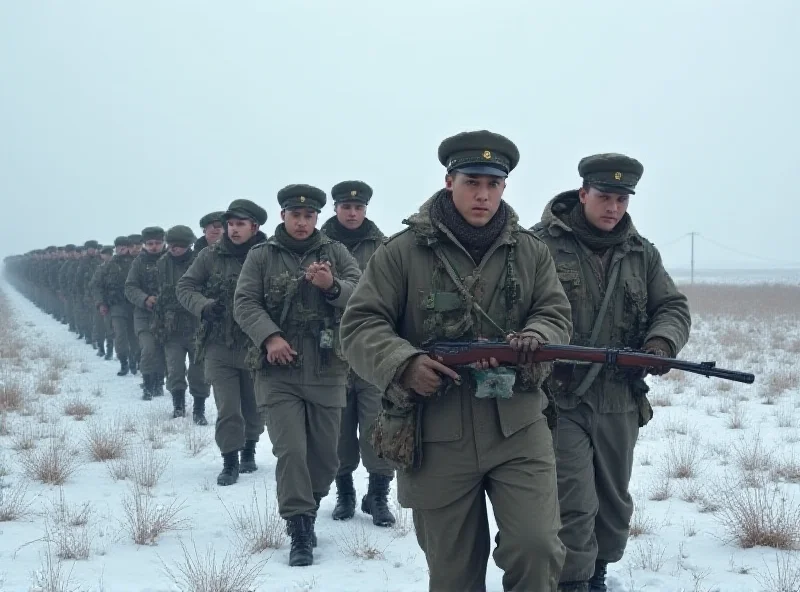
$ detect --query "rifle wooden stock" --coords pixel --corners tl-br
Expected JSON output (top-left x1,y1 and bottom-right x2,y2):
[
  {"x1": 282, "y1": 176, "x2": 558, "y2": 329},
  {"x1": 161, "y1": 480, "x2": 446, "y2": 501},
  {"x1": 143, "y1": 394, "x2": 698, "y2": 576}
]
[{"x1": 426, "y1": 341, "x2": 755, "y2": 384}]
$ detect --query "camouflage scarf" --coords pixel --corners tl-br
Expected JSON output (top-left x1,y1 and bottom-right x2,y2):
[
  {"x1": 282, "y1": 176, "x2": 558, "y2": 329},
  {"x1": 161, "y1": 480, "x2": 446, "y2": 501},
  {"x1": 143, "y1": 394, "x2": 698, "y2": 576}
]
[
  {"x1": 321, "y1": 217, "x2": 376, "y2": 250},
  {"x1": 567, "y1": 202, "x2": 631, "y2": 251},
  {"x1": 274, "y1": 224, "x2": 323, "y2": 255},
  {"x1": 430, "y1": 189, "x2": 508, "y2": 263}
]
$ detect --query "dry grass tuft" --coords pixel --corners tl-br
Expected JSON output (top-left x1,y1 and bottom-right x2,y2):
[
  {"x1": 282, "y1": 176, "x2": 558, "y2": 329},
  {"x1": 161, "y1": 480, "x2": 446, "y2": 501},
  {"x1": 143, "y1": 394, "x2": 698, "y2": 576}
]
[
  {"x1": 629, "y1": 538, "x2": 667, "y2": 572},
  {"x1": 732, "y1": 433, "x2": 776, "y2": 474},
  {"x1": 121, "y1": 485, "x2": 187, "y2": 545},
  {"x1": 35, "y1": 376, "x2": 60, "y2": 396},
  {"x1": 63, "y1": 397, "x2": 95, "y2": 421},
  {"x1": 184, "y1": 425, "x2": 212, "y2": 457},
  {"x1": 0, "y1": 479, "x2": 32, "y2": 521},
  {"x1": 161, "y1": 537, "x2": 268, "y2": 592},
  {"x1": 767, "y1": 370, "x2": 800, "y2": 397},
  {"x1": 629, "y1": 499, "x2": 655, "y2": 538},
  {"x1": 0, "y1": 374, "x2": 27, "y2": 411},
  {"x1": 85, "y1": 421, "x2": 128, "y2": 461},
  {"x1": 754, "y1": 551, "x2": 800, "y2": 592},
  {"x1": 128, "y1": 446, "x2": 169, "y2": 489},
  {"x1": 20, "y1": 437, "x2": 81, "y2": 485},
  {"x1": 662, "y1": 435, "x2": 702, "y2": 479},
  {"x1": 336, "y1": 520, "x2": 391, "y2": 560},
  {"x1": 221, "y1": 481, "x2": 285, "y2": 554}
]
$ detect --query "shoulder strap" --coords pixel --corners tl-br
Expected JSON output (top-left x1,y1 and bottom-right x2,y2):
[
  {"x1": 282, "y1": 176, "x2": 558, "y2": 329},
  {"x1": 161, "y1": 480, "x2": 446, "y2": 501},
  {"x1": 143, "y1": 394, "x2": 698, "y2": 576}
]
[{"x1": 572, "y1": 260, "x2": 622, "y2": 397}]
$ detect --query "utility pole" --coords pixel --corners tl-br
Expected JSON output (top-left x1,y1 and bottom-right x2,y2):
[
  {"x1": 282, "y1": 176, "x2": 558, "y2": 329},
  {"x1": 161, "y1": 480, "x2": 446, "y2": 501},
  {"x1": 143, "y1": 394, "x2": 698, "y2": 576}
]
[{"x1": 689, "y1": 232, "x2": 698, "y2": 284}]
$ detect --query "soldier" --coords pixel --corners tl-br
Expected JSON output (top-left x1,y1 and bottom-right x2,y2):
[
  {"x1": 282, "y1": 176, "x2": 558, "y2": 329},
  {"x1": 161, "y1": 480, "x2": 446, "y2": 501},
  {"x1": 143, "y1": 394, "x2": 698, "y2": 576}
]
[
  {"x1": 194, "y1": 211, "x2": 225, "y2": 252},
  {"x1": 75, "y1": 241, "x2": 101, "y2": 345},
  {"x1": 154, "y1": 225, "x2": 210, "y2": 423},
  {"x1": 319, "y1": 181, "x2": 395, "y2": 527},
  {"x1": 95, "y1": 237, "x2": 139, "y2": 376},
  {"x1": 128, "y1": 234, "x2": 143, "y2": 257},
  {"x1": 90, "y1": 246, "x2": 115, "y2": 359},
  {"x1": 340, "y1": 130, "x2": 573, "y2": 591},
  {"x1": 125, "y1": 227, "x2": 167, "y2": 400},
  {"x1": 59, "y1": 244, "x2": 79, "y2": 332},
  {"x1": 176, "y1": 199, "x2": 267, "y2": 486},
  {"x1": 531, "y1": 154, "x2": 691, "y2": 592},
  {"x1": 234, "y1": 184, "x2": 361, "y2": 567}
]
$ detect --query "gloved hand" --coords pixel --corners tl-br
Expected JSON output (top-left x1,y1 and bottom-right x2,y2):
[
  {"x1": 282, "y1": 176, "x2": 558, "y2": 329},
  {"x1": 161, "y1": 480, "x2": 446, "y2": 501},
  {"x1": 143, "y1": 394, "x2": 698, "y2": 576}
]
[
  {"x1": 201, "y1": 300, "x2": 225, "y2": 321},
  {"x1": 643, "y1": 338, "x2": 673, "y2": 376}
]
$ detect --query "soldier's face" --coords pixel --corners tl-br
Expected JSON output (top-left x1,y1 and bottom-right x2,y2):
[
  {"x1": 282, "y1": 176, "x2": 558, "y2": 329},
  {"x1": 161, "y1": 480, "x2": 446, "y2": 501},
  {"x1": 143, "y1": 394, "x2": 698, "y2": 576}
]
[
  {"x1": 87, "y1": 248, "x2": 97, "y2": 256},
  {"x1": 204, "y1": 221, "x2": 223, "y2": 245},
  {"x1": 281, "y1": 207, "x2": 318, "y2": 240},
  {"x1": 227, "y1": 218, "x2": 259, "y2": 245},
  {"x1": 144, "y1": 239, "x2": 164, "y2": 254},
  {"x1": 101, "y1": 253, "x2": 112, "y2": 262},
  {"x1": 446, "y1": 173, "x2": 505, "y2": 228},
  {"x1": 168, "y1": 244, "x2": 189, "y2": 257},
  {"x1": 335, "y1": 202, "x2": 366, "y2": 230},
  {"x1": 579, "y1": 187, "x2": 630, "y2": 232},
  {"x1": 115, "y1": 246, "x2": 129, "y2": 256},
  {"x1": 131, "y1": 244, "x2": 142, "y2": 255}
]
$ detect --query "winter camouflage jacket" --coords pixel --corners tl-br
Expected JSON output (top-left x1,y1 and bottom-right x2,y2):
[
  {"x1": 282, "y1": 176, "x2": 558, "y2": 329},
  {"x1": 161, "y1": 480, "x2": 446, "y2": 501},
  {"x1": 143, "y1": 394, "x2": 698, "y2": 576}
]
[
  {"x1": 531, "y1": 190, "x2": 691, "y2": 416},
  {"x1": 176, "y1": 232, "x2": 266, "y2": 364},
  {"x1": 151, "y1": 250, "x2": 199, "y2": 343},
  {"x1": 124, "y1": 249, "x2": 164, "y2": 332},
  {"x1": 233, "y1": 230, "x2": 361, "y2": 406}
]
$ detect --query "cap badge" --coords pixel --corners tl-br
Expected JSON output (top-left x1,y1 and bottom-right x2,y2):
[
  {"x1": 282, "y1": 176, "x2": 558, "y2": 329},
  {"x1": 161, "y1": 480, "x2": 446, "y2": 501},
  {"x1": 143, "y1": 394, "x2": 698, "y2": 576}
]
[
  {"x1": 350, "y1": 190, "x2": 357, "y2": 197},
  {"x1": 482, "y1": 150, "x2": 492, "y2": 160},
  {"x1": 299, "y1": 196, "x2": 306, "y2": 203},
  {"x1": 614, "y1": 172, "x2": 623, "y2": 181}
]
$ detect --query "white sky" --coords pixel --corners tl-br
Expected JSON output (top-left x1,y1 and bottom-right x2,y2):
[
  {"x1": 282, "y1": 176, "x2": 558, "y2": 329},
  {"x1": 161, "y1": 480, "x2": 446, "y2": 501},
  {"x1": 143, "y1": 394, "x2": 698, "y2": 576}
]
[{"x1": 2, "y1": 0, "x2": 798, "y2": 269}]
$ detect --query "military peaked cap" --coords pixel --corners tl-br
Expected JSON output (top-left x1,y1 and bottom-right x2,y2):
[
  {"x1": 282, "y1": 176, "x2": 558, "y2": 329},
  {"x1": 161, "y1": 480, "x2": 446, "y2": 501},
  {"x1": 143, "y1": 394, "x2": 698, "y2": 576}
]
[
  {"x1": 100, "y1": 246, "x2": 114, "y2": 255},
  {"x1": 141, "y1": 227, "x2": 165, "y2": 241},
  {"x1": 578, "y1": 153, "x2": 644, "y2": 195},
  {"x1": 199, "y1": 211, "x2": 225, "y2": 228},
  {"x1": 114, "y1": 236, "x2": 132, "y2": 247},
  {"x1": 64, "y1": 244, "x2": 76, "y2": 252},
  {"x1": 331, "y1": 180, "x2": 373, "y2": 205},
  {"x1": 277, "y1": 184, "x2": 326, "y2": 212},
  {"x1": 438, "y1": 130, "x2": 520, "y2": 178},
  {"x1": 128, "y1": 234, "x2": 143, "y2": 244},
  {"x1": 165, "y1": 225, "x2": 196, "y2": 246},
  {"x1": 84, "y1": 240, "x2": 100, "y2": 249},
  {"x1": 222, "y1": 199, "x2": 267, "y2": 225}
]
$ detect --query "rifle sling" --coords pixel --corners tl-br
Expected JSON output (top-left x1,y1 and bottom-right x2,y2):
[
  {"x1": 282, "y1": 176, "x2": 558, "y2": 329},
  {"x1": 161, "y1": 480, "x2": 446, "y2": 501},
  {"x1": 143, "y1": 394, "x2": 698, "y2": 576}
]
[
  {"x1": 432, "y1": 244, "x2": 506, "y2": 337},
  {"x1": 572, "y1": 260, "x2": 622, "y2": 397}
]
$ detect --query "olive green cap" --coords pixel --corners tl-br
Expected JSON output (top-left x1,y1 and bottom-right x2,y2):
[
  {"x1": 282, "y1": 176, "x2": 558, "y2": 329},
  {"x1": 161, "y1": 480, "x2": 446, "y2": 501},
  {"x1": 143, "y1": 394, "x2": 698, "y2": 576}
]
[
  {"x1": 64, "y1": 244, "x2": 76, "y2": 252},
  {"x1": 76, "y1": 245, "x2": 85, "y2": 253},
  {"x1": 100, "y1": 246, "x2": 114, "y2": 255},
  {"x1": 277, "y1": 184, "x2": 326, "y2": 212},
  {"x1": 165, "y1": 224, "x2": 196, "y2": 247},
  {"x1": 438, "y1": 130, "x2": 520, "y2": 178},
  {"x1": 141, "y1": 226, "x2": 165, "y2": 241},
  {"x1": 331, "y1": 180, "x2": 372, "y2": 205},
  {"x1": 222, "y1": 199, "x2": 267, "y2": 225},
  {"x1": 578, "y1": 153, "x2": 644, "y2": 195},
  {"x1": 84, "y1": 240, "x2": 99, "y2": 249},
  {"x1": 46, "y1": 245, "x2": 58, "y2": 253},
  {"x1": 114, "y1": 236, "x2": 132, "y2": 247},
  {"x1": 199, "y1": 211, "x2": 225, "y2": 228},
  {"x1": 127, "y1": 234, "x2": 143, "y2": 244}
]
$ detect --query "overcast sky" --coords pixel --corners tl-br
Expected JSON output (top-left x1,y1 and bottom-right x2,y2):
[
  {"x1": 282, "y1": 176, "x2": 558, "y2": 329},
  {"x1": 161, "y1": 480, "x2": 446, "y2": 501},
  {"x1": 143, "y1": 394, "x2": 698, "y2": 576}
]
[{"x1": 2, "y1": 0, "x2": 798, "y2": 270}]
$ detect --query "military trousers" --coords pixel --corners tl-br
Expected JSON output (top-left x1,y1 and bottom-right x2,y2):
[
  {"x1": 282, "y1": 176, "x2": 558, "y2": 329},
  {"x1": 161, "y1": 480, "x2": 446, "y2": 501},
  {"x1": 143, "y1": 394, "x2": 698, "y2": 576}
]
[
  {"x1": 204, "y1": 350, "x2": 263, "y2": 455},
  {"x1": 111, "y1": 314, "x2": 138, "y2": 360},
  {"x1": 555, "y1": 403, "x2": 639, "y2": 583},
  {"x1": 164, "y1": 335, "x2": 209, "y2": 397},
  {"x1": 337, "y1": 373, "x2": 393, "y2": 478},
  {"x1": 406, "y1": 395, "x2": 565, "y2": 592},
  {"x1": 81, "y1": 303, "x2": 94, "y2": 337},
  {"x1": 136, "y1": 330, "x2": 166, "y2": 376},
  {"x1": 262, "y1": 380, "x2": 343, "y2": 519},
  {"x1": 93, "y1": 309, "x2": 107, "y2": 343},
  {"x1": 65, "y1": 300, "x2": 75, "y2": 328}
]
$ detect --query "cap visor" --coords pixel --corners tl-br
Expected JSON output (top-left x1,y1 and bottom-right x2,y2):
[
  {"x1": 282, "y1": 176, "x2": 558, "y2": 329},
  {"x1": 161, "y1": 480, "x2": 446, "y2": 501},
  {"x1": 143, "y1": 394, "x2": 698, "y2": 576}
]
[
  {"x1": 452, "y1": 165, "x2": 508, "y2": 178},
  {"x1": 590, "y1": 183, "x2": 635, "y2": 195}
]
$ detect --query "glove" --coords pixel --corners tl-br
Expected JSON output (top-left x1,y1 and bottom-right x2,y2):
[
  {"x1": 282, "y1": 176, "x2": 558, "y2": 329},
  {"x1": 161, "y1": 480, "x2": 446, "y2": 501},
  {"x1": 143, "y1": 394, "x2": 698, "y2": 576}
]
[
  {"x1": 201, "y1": 300, "x2": 225, "y2": 321},
  {"x1": 643, "y1": 338, "x2": 673, "y2": 376}
]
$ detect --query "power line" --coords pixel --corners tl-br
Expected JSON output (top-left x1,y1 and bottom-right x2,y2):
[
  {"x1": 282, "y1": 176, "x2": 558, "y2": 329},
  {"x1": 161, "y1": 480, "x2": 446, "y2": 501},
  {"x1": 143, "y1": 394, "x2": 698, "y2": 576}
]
[{"x1": 696, "y1": 234, "x2": 800, "y2": 266}]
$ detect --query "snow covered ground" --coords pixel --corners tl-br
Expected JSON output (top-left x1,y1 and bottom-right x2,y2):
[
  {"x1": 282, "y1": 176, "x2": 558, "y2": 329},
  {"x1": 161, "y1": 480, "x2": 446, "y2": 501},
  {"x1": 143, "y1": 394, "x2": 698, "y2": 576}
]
[{"x1": 1, "y1": 277, "x2": 799, "y2": 592}]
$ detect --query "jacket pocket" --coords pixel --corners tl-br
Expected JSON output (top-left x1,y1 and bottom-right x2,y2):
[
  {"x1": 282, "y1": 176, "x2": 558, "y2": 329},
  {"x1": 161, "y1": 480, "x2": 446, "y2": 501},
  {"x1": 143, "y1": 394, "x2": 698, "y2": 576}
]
[
  {"x1": 370, "y1": 402, "x2": 422, "y2": 472},
  {"x1": 421, "y1": 390, "x2": 463, "y2": 442}
]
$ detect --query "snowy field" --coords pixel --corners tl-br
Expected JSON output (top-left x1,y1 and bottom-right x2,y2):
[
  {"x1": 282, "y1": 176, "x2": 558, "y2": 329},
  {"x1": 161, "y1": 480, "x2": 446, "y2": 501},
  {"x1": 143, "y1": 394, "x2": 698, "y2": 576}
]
[{"x1": 1, "y1": 275, "x2": 800, "y2": 592}]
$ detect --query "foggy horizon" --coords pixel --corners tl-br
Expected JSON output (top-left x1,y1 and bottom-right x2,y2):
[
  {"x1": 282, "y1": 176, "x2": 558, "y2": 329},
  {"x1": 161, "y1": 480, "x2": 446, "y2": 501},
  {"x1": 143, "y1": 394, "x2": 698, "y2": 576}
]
[{"x1": 3, "y1": 1, "x2": 798, "y2": 271}]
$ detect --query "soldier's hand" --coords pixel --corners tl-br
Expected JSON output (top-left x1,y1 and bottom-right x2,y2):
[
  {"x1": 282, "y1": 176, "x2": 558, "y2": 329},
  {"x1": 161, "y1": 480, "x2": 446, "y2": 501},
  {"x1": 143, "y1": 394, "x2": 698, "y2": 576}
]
[
  {"x1": 98, "y1": 304, "x2": 109, "y2": 316},
  {"x1": 201, "y1": 300, "x2": 224, "y2": 321},
  {"x1": 507, "y1": 331, "x2": 542, "y2": 365},
  {"x1": 643, "y1": 338, "x2": 672, "y2": 376},
  {"x1": 400, "y1": 354, "x2": 461, "y2": 396},
  {"x1": 145, "y1": 295, "x2": 157, "y2": 310},
  {"x1": 308, "y1": 262, "x2": 334, "y2": 291},
  {"x1": 265, "y1": 335, "x2": 297, "y2": 365}
]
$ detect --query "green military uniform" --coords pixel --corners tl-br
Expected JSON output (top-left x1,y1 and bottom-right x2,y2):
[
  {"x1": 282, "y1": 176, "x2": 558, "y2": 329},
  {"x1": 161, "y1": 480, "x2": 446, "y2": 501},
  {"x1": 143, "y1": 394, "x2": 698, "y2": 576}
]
[
  {"x1": 125, "y1": 227, "x2": 167, "y2": 399},
  {"x1": 89, "y1": 246, "x2": 115, "y2": 359},
  {"x1": 531, "y1": 154, "x2": 691, "y2": 591},
  {"x1": 176, "y1": 200, "x2": 267, "y2": 485},
  {"x1": 59, "y1": 245, "x2": 78, "y2": 331},
  {"x1": 320, "y1": 180, "x2": 396, "y2": 527},
  {"x1": 233, "y1": 184, "x2": 361, "y2": 567},
  {"x1": 340, "y1": 131, "x2": 573, "y2": 592},
  {"x1": 74, "y1": 242, "x2": 100, "y2": 342},
  {"x1": 154, "y1": 225, "x2": 210, "y2": 422},
  {"x1": 94, "y1": 237, "x2": 139, "y2": 376},
  {"x1": 194, "y1": 211, "x2": 225, "y2": 252}
]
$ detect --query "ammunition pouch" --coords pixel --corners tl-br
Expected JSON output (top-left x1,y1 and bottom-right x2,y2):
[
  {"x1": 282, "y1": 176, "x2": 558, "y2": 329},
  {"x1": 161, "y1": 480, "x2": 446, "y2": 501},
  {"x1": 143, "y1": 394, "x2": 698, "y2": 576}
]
[{"x1": 369, "y1": 401, "x2": 422, "y2": 473}]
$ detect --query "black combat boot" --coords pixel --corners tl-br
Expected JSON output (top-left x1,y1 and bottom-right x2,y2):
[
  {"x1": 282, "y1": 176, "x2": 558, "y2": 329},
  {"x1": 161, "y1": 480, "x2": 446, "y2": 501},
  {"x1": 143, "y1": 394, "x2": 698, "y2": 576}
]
[
  {"x1": 77, "y1": 331, "x2": 84, "y2": 340},
  {"x1": 117, "y1": 356, "x2": 129, "y2": 377},
  {"x1": 130, "y1": 358, "x2": 138, "y2": 375},
  {"x1": 171, "y1": 390, "x2": 186, "y2": 418},
  {"x1": 96, "y1": 341, "x2": 105, "y2": 357},
  {"x1": 239, "y1": 440, "x2": 258, "y2": 473},
  {"x1": 217, "y1": 451, "x2": 239, "y2": 486},
  {"x1": 286, "y1": 515, "x2": 314, "y2": 567},
  {"x1": 104, "y1": 339, "x2": 114, "y2": 360},
  {"x1": 332, "y1": 473, "x2": 356, "y2": 521},
  {"x1": 588, "y1": 561, "x2": 608, "y2": 592},
  {"x1": 361, "y1": 473, "x2": 396, "y2": 527},
  {"x1": 85, "y1": 334, "x2": 93, "y2": 345},
  {"x1": 192, "y1": 396, "x2": 208, "y2": 425},
  {"x1": 152, "y1": 375, "x2": 164, "y2": 397},
  {"x1": 141, "y1": 374, "x2": 154, "y2": 401}
]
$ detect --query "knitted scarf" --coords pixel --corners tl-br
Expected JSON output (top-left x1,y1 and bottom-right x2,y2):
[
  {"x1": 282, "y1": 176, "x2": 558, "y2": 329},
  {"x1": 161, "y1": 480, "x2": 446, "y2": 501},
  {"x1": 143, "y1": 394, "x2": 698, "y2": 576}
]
[
  {"x1": 567, "y1": 202, "x2": 631, "y2": 251},
  {"x1": 430, "y1": 189, "x2": 508, "y2": 262},
  {"x1": 321, "y1": 217, "x2": 377, "y2": 250},
  {"x1": 275, "y1": 224, "x2": 323, "y2": 255}
]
